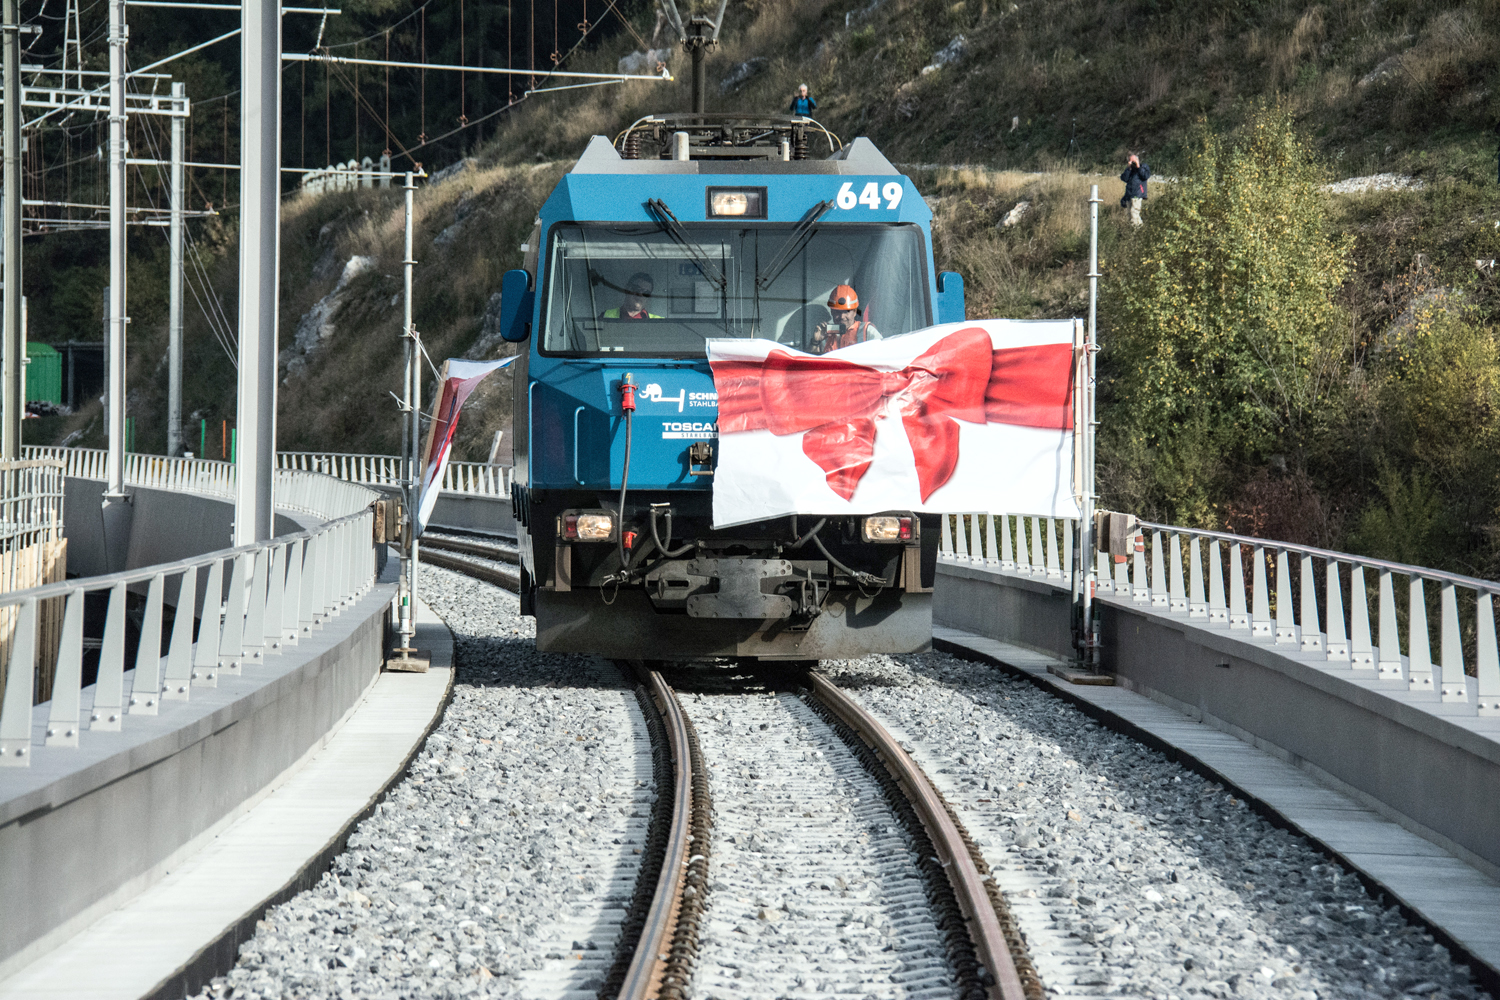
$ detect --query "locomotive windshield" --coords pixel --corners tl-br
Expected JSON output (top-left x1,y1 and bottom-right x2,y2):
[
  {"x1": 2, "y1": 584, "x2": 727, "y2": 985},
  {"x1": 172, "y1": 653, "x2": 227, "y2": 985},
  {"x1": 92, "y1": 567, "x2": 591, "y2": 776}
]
[{"x1": 540, "y1": 222, "x2": 930, "y2": 356}]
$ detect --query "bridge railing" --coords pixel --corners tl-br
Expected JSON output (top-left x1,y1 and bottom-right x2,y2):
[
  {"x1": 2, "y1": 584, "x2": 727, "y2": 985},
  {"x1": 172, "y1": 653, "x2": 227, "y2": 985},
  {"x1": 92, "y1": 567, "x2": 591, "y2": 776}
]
[
  {"x1": 938, "y1": 513, "x2": 1500, "y2": 716},
  {"x1": 277, "y1": 451, "x2": 511, "y2": 497},
  {"x1": 24, "y1": 446, "x2": 380, "y2": 521},
  {"x1": 0, "y1": 504, "x2": 379, "y2": 768}
]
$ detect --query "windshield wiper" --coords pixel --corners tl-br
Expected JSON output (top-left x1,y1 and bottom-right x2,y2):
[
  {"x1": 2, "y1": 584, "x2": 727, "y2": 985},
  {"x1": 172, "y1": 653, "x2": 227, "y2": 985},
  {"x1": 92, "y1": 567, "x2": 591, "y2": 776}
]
[
  {"x1": 756, "y1": 198, "x2": 835, "y2": 291},
  {"x1": 645, "y1": 198, "x2": 727, "y2": 291}
]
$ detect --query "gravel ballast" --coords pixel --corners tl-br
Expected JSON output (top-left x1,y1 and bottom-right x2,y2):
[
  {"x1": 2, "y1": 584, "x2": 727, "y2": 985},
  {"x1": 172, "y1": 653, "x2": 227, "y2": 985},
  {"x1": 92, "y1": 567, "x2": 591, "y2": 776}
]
[
  {"x1": 685, "y1": 689, "x2": 959, "y2": 1000},
  {"x1": 821, "y1": 651, "x2": 1490, "y2": 1000},
  {"x1": 188, "y1": 566, "x2": 653, "y2": 999}
]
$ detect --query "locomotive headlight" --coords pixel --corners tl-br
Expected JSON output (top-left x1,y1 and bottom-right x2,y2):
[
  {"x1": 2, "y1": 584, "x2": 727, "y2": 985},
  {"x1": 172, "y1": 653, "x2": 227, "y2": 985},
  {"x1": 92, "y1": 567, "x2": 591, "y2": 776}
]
[
  {"x1": 862, "y1": 515, "x2": 914, "y2": 543},
  {"x1": 707, "y1": 187, "x2": 767, "y2": 219},
  {"x1": 562, "y1": 512, "x2": 615, "y2": 541}
]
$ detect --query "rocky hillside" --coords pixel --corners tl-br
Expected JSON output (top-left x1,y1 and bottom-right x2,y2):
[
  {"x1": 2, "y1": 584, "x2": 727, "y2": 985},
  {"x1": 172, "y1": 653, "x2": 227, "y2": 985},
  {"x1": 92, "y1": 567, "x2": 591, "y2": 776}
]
[{"x1": 26, "y1": 0, "x2": 1500, "y2": 489}]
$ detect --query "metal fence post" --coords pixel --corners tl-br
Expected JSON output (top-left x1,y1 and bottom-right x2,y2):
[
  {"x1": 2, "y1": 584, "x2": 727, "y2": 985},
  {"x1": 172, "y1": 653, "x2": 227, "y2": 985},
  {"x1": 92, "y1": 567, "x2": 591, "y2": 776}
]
[
  {"x1": 131, "y1": 572, "x2": 165, "y2": 713},
  {"x1": 45, "y1": 589, "x2": 85, "y2": 747},
  {"x1": 1299, "y1": 555, "x2": 1323, "y2": 654},
  {"x1": 218, "y1": 553, "x2": 249, "y2": 673},
  {"x1": 1250, "y1": 547, "x2": 1272, "y2": 637},
  {"x1": 1439, "y1": 584, "x2": 1471, "y2": 707},
  {"x1": 1168, "y1": 533, "x2": 1187, "y2": 614},
  {"x1": 1376, "y1": 570, "x2": 1402, "y2": 682},
  {"x1": 283, "y1": 540, "x2": 305, "y2": 643},
  {"x1": 1407, "y1": 577, "x2": 1435, "y2": 698},
  {"x1": 1207, "y1": 540, "x2": 1227, "y2": 623},
  {"x1": 91, "y1": 582, "x2": 127, "y2": 730},
  {"x1": 299, "y1": 535, "x2": 321, "y2": 632},
  {"x1": 1149, "y1": 532, "x2": 1168, "y2": 606},
  {"x1": 1324, "y1": 562, "x2": 1349, "y2": 664},
  {"x1": 1274, "y1": 550, "x2": 1297, "y2": 645},
  {"x1": 1188, "y1": 538, "x2": 1207, "y2": 619},
  {"x1": 1350, "y1": 566, "x2": 1375, "y2": 671},
  {"x1": 243, "y1": 547, "x2": 268, "y2": 663},
  {"x1": 194, "y1": 558, "x2": 224, "y2": 686},
  {"x1": 1477, "y1": 592, "x2": 1500, "y2": 716},
  {"x1": 163, "y1": 565, "x2": 197, "y2": 699},
  {"x1": 1228, "y1": 545, "x2": 1249, "y2": 630},
  {"x1": 0, "y1": 598, "x2": 37, "y2": 765},
  {"x1": 262, "y1": 544, "x2": 284, "y2": 650}
]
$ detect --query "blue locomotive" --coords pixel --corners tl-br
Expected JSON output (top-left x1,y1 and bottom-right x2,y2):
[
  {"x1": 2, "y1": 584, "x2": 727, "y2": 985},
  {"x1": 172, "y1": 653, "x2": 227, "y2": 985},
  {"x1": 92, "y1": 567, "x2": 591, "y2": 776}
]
[{"x1": 498, "y1": 115, "x2": 966, "y2": 660}]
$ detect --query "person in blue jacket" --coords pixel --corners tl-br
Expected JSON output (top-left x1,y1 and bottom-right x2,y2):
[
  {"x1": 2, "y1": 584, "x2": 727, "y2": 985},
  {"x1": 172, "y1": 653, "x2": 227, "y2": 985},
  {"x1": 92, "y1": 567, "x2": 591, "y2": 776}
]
[
  {"x1": 1120, "y1": 153, "x2": 1151, "y2": 227},
  {"x1": 789, "y1": 83, "x2": 817, "y2": 116}
]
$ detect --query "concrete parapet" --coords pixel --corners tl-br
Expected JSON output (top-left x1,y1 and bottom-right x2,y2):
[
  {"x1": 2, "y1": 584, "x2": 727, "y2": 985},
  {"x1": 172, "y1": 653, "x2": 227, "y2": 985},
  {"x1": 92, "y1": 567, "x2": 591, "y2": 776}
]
[
  {"x1": 62, "y1": 477, "x2": 312, "y2": 578},
  {"x1": 0, "y1": 578, "x2": 396, "y2": 976}
]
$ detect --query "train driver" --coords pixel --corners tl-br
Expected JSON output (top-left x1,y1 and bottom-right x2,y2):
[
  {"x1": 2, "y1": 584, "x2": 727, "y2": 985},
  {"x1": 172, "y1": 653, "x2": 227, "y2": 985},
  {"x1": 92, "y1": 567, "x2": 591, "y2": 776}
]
[
  {"x1": 810, "y1": 284, "x2": 881, "y2": 354},
  {"x1": 602, "y1": 272, "x2": 662, "y2": 320}
]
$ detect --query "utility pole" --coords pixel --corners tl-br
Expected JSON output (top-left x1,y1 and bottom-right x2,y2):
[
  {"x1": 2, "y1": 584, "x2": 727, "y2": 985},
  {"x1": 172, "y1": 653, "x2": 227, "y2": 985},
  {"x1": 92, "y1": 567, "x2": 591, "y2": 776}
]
[
  {"x1": 100, "y1": 0, "x2": 132, "y2": 570},
  {"x1": 2, "y1": 0, "x2": 23, "y2": 460},
  {"x1": 234, "y1": 0, "x2": 279, "y2": 543},
  {"x1": 399, "y1": 170, "x2": 416, "y2": 647},
  {"x1": 1081, "y1": 184, "x2": 1102, "y2": 669},
  {"x1": 166, "y1": 81, "x2": 184, "y2": 456},
  {"x1": 106, "y1": 0, "x2": 127, "y2": 487}
]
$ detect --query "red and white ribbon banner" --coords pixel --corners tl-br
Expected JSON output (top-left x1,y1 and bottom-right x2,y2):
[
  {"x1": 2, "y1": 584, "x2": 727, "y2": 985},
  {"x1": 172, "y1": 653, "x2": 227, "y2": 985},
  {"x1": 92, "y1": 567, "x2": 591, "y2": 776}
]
[
  {"x1": 708, "y1": 321, "x2": 1080, "y2": 527},
  {"x1": 416, "y1": 356, "x2": 516, "y2": 535}
]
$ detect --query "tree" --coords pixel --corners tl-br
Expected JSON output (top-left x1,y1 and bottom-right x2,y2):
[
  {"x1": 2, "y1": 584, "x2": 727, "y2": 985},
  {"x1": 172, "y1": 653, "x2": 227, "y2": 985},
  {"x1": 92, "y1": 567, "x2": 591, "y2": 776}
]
[{"x1": 1102, "y1": 104, "x2": 1353, "y2": 524}]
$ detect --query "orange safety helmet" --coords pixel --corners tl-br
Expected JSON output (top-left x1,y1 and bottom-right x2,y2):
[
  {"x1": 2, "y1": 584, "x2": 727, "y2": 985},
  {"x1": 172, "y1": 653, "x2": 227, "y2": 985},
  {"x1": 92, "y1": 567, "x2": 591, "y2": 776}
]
[{"x1": 827, "y1": 285, "x2": 860, "y2": 311}]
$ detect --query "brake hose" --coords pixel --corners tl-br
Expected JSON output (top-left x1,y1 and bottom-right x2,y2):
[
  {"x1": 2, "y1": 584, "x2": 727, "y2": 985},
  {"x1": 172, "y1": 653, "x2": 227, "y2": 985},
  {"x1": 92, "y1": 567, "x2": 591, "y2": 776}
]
[
  {"x1": 788, "y1": 517, "x2": 827, "y2": 549},
  {"x1": 650, "y1": 505, "x2": 695, "y2": 557},
  {"x1": 617, "y1": 374, "x2": 636, "y2": 580},
  {"x1": 811, "y1": 530, "x2": 888, "y2": 588}
]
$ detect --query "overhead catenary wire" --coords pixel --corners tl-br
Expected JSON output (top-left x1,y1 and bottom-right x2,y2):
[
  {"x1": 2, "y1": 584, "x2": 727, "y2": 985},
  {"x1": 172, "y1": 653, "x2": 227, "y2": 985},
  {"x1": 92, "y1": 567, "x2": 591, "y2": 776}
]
[
  {"x1": 130, "y1": 83, "x2": 238, "y2": 366},
  {"x1": 457, "y1": 0, "x2": 465, "y2": 126}
]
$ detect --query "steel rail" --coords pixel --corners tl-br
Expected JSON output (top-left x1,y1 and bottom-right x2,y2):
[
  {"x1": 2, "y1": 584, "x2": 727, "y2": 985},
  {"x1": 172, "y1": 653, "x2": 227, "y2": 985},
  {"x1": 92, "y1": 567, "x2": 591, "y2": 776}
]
[
  {"x1": 418, "y1": 547, "x2": 520, "y2": 590},
  {"x1": 618, "y1": 666, "x2": 694, "y2": 1000},
  {"x1": 806, "y1": 669, "x2": 1030, "y2": 1000},
  {"x1": 420, "y1": 534, "x2": 520, "y2": 565}
]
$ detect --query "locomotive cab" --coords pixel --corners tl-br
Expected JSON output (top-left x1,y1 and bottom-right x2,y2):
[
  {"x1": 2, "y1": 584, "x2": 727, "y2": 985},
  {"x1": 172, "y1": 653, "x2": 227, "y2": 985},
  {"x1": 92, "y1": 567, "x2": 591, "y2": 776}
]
[{"x1": 504, "y1": 116, "x2": 965, "y2": 660}]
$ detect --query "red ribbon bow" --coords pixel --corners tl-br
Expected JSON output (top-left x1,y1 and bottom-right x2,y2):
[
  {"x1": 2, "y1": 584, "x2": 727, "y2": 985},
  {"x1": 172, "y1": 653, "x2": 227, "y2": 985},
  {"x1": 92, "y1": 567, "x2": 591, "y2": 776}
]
[{"x1": 713, "y1": 327, "x2": 1074, "y2": 502}]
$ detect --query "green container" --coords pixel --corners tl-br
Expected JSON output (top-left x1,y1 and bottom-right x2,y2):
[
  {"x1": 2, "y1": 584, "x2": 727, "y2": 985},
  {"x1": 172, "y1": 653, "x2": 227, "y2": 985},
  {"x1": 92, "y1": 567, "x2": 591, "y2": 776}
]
[{"x1": 25, "y1": 342, "x2": 61, "y2": 406}]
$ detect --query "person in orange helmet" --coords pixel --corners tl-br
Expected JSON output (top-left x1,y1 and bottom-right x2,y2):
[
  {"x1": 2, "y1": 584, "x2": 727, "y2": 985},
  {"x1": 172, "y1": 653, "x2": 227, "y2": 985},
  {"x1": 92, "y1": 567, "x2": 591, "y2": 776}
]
[{"x1": 810, "y1": 284, "x2": 881, "y2": 354}]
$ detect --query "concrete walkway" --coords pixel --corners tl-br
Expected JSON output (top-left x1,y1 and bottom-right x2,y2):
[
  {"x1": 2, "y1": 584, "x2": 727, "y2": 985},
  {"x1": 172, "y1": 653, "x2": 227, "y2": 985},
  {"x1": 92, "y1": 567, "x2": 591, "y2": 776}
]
[
  {"x1": 0, "y1": 601, "x2": 455, "y2": 1000},
  {"x1": 934, "y1": 625, "x2": 1500, "y2": 993}
]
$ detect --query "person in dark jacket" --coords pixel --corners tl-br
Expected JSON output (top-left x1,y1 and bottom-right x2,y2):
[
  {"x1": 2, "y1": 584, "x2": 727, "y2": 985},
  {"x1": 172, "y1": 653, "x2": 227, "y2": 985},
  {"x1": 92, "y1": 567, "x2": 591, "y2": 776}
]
[
  {"x1": 1120, "y1": 153, "x2": 1151, "y2": 227},
  {"x1": 789, "y1": 83, "x2": 817, "y2": 116}
]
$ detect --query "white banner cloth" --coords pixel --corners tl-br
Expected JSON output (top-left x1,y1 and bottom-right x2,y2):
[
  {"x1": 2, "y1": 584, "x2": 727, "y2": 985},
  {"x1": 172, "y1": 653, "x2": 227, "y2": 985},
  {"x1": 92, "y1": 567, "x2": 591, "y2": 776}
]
[
  {"x1": 416, "y1": 356, "x2": 516, "y2": 535},
  {"x1": 708, "y1": 320, "x2": 1080, "y2": 528}
]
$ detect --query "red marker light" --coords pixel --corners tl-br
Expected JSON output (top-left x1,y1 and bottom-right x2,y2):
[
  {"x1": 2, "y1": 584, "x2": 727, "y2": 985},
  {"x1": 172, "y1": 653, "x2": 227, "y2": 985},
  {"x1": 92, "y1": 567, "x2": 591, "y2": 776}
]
[
  {"x1": 898, "y1": 517, "x2": 913, "y2": 540},
  {"x1": 563, "y1": 515, "x2": 579, "y2": 539}
]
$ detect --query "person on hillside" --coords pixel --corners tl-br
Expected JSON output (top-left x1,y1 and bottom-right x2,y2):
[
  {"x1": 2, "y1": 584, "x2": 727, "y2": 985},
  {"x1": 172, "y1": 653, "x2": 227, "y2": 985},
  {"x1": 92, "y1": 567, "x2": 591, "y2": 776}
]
[
  {"x1": 602, "y1": 272, "x2": 661, "y2": 320},
  {"x1": 810, "y1": 285, "x2": 881, "y2": 353},
  {"x1": 789, "y1": 83, "x2": 817, "y2": 117},
  {"x1": 1120, "y1": 153, "x2": 1151, "y2": 227}
]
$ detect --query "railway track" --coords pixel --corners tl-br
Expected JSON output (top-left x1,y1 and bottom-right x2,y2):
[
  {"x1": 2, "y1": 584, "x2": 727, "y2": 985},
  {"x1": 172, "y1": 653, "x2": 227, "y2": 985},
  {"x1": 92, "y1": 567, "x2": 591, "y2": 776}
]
[
  {"x1": 419, "y1": 531, "x2": 522, "y2": 589},
  {"x1": 427, "y1": 549, "x2": 1043, "y2": 1000}
]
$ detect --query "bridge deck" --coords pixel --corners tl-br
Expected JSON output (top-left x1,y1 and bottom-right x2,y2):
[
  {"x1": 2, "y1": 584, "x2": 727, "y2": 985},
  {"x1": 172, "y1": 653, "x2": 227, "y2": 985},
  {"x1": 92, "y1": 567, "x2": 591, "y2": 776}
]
[{"x1": 934, "y1": 625, "x2": 1500, "y2": 991}]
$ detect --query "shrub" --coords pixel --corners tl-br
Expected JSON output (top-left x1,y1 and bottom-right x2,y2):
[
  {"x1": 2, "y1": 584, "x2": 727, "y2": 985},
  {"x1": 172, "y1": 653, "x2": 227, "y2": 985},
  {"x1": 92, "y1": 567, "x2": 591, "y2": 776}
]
[{"x1": 1102, "y1": 105, "x2": 1354, "y2": 522}]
